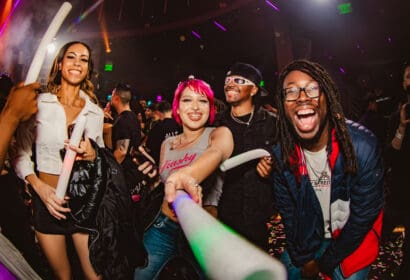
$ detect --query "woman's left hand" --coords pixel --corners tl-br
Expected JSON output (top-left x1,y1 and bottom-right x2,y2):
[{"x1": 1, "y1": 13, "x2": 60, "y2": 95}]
[{"x1": 65, "y1": 137, "x2": 96, "y2": 161}]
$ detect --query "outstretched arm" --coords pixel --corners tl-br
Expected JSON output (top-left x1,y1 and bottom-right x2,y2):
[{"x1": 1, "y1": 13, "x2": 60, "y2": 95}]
[
  {"x1": 165, "y1": 126, "x2": 234, "y2": 203},
  {"x1": 0, "y1": 82, "x2": 39, "y2": 170}
]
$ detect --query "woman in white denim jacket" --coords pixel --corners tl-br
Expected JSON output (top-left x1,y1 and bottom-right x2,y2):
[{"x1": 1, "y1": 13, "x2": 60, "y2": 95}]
[{"x1": 13, "y1": 41, "x2": 104, "y2": 279}]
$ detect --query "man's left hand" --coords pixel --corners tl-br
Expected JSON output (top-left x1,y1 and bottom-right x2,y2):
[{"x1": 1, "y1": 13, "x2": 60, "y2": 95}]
[{"x1": 256, "y1": 156, "x2": 272, "y2": 178}]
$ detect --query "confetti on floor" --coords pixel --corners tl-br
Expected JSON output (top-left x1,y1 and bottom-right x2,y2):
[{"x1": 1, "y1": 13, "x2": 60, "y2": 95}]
[{"x1": 267, "y1": 215, "x2": 404, "y2": 280}]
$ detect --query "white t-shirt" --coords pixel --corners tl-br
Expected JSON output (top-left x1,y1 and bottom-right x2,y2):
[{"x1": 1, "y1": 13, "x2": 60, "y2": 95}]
[{"x1": 304, "y1": 146, "x2": 332, "y2": 238}]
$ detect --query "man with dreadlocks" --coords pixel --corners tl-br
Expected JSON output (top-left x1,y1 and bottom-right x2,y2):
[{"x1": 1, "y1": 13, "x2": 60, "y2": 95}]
[{"x1": 270, "y1": 60, "x2": 384, "y2": 279}]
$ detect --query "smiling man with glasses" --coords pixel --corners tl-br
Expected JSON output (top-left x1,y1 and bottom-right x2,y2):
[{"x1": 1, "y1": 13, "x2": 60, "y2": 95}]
[
  {"x1": 271, "y1": 59, "x2": 384, "y2": 280},
  {"x1": 283, "y1": 82, "x2": 321, "y2": 101},
  {"x1": 211, "y1": 62, "x2": 278, "y2": 251}
]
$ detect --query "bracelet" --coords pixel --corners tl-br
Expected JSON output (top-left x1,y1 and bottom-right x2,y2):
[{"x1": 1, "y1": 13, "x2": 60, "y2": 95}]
[{"x1": 395, "y1": 129, "x2": 403, "y2": 140}]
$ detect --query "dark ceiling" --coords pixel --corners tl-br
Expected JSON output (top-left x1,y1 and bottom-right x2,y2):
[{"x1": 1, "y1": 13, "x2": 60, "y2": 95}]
[{"x1": 2, "y1": 0, "x2": 410, "y2": 117}]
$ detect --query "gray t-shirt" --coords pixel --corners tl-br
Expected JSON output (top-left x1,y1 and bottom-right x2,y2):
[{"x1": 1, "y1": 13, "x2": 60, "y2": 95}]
[
  {"x1": 304, "y1": 147, "x2": 332, "y2": 238},
  {"x1": 159, "y1": 127, "x2": 221, "y2": 206}
]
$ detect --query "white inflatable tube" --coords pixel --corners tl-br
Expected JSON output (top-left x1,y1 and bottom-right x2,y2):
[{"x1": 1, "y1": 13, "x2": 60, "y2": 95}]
[
  {"x1": 219, "y1": 148, "x2": 270, "y2": 172},
  {"x1": 25, "y1": 2, "x2": 72, "y2": 84},
  {"x1": 55, "y1": 115, "x2": 87, "y2": 198},
  {"x1": 173, "y1": 191, "x2": 286, "y2": 280},
  {"x1": 0, "y1": 233, "x2": 41, "y2": 280}
]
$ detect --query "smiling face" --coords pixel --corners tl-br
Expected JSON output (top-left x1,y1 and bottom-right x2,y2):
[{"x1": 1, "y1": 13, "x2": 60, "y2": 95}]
[
  {"x1": 283, "y1": 70, "x2": 329, "y2": 150},
  {"x1": 59, "y1": 43, "x2": 90, "y2": 86},
  {"x1": 224, "y1": 75, "x2": 258, "y2": 106},
  {"x1": 177, "y1": 87, "x2": 210, "y2": 131}
]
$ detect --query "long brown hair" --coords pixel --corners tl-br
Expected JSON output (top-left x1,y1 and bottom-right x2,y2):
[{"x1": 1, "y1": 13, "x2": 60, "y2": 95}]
[
  {"x1": 47, "y1": 41, "x2": 98, "y2": 104},
  {"x1": 274, "y1": 59, "x2": 358, "y2": 174}
]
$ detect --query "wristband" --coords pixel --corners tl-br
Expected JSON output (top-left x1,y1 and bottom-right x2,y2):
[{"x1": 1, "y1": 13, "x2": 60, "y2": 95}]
[{"x1": 395, "y1": 129, "x2": 403, "y2": 140}]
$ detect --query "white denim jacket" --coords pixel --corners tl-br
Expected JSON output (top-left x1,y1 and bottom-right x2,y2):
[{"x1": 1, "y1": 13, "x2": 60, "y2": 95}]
[{"x1": 13, "y1": 91, "x2": 104, "y2": 180}]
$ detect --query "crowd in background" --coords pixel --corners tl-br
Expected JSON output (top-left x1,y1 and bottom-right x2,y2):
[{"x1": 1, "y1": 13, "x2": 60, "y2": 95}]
[{"x1": 0, "y1": 41, "x2": 409, "y2": 279}]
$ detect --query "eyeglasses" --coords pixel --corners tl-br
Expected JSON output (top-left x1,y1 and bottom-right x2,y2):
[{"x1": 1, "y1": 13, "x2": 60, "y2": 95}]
[
  {"x1": 283, "y1": 82, "x2": 320, "y2": 101},
  {"x1": 225, "y1": 76, "x2": 255, "y2": 86}
]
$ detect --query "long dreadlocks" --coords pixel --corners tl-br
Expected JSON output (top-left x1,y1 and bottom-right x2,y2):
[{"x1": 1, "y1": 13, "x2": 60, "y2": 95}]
[{"x1": 274, "y1": 59, "x2": 358, "y2": 174}]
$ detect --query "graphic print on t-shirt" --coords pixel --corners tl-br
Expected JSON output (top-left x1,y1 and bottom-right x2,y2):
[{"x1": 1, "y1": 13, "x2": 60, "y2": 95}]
[{"x1": 160, "y1": 152, "x2": 197, "y2": 174}]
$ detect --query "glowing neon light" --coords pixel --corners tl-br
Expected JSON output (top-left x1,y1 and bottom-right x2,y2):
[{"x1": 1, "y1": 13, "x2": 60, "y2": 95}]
[
  {"x1": 67, "y1": 0, "x2": 104, "y2": 32},
  {"x1": 104, "y1": 63, "x2": 113, "y2": 71},
  {"x1": 265, "y1": 0, "x2": 280, "y2": 12},
  {"x1": 0, "y1": 0, "x2": 22, "y2": 37},
  {"x1": 338, "y1": 3, "x2": 352, "y2": 15},
  {"x1": 213, "y1": 20, "x2": 227, "y2": 32},
  {"x1": 172, "y1": 190, "x2": 286, "y2": 279},
  {"x1": 191, "y1": 30, "x2": 201, "y2": 39}
]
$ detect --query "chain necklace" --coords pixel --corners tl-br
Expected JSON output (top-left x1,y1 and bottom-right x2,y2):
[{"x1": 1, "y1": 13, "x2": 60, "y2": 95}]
[
  {"x1": 230, "y1": 106, "x2": 255, "y2": 126},
  {"x1": 303, "y1": 147, "x2": 330, "y2": 186},
  {"x1": 170, "y1": 132, "x2": 203, "y2": 150}
]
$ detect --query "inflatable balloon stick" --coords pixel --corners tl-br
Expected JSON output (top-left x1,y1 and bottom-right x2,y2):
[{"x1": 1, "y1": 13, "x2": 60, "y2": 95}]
[
  {"x1": 172, "y1": 191, "x2": 286, "y2": 280},
  {"x1": 25, "y1": 2, "x2": 72, "y2": 84},
  {"x1": 55, "y1": 115, "x2": 87, "y2": 198}
]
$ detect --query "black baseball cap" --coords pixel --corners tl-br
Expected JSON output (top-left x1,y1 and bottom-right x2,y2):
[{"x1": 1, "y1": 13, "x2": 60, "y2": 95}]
[{"x1": 226, "y1": 62, "x2": 269, "y2": 96}]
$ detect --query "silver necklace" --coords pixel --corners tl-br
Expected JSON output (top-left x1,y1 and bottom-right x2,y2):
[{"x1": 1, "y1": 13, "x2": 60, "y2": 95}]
[
  {"x1": 303, "y1": 148, "x2": 330, "y2": 185},
  {"x1": 230, "y1": 106, "x2": 255, "y2": 126},
  {"x1": 170, "y1": 133, "x2": 202, "y2": 150}
]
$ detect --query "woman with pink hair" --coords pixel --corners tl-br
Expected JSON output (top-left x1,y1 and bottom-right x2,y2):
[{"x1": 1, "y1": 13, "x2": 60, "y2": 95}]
[{"x1": 134, "y1": 77, "x2": 233, "y2": 279}]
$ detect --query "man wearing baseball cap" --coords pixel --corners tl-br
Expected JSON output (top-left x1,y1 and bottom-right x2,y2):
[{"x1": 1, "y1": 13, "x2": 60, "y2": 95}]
[{"x1": 213, "y1": 62, "x2": 278, "y2": 250}]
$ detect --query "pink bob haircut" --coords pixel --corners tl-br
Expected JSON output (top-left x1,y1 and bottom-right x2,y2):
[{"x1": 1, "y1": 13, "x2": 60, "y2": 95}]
[{"x1": 172, "y1": 77, "x2": 216, "y2": 125}]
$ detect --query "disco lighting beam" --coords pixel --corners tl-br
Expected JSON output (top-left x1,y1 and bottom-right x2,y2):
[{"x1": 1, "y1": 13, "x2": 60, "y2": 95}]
[
  {"x1": 265, "y1": 0, "x2": 280, "y2": 12},
  {"x1": 0, "y1": 0, "x2": 12, "y2": 28},
  {"x1": 191, "y1": 30, "x2": 201, "y2": 39},
  {"x1": 96, "y1": 2, "x2": 111, "y2": 53},
  {"x1": 213, "y1": 20, "x2": 227, "y2": 32},
  {"x1": 0, "y1": 0, "x2": 22, "y2": 37},
  {"x1": 100, "y1": 13, "x2": 111, "y2": 53},
  {"x1": 67, "y1": 0, "x2": 104, "y2": 32}
]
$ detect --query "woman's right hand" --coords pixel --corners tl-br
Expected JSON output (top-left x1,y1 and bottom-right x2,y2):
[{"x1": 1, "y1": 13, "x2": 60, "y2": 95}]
[{"x1": 28, "y1": 175, "x2": 71, "y2": 220}]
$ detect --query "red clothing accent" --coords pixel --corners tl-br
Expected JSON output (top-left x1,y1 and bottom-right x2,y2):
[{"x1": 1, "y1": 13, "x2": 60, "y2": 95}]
[
  {"x1": 339, "y1": 211, "x2": 383, "y2": 278},
  {"x1": 289, "y1": 128, "x2": 382, "y2": 277}
]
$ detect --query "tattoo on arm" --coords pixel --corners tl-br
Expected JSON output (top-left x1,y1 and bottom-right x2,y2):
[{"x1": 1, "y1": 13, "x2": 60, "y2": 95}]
[{"x1": 116, "y1": 139, "x2": 130, "y2": 154}]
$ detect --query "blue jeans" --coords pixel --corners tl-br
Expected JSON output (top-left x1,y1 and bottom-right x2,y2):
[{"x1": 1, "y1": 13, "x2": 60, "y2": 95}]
[
  {"x1": 281, "y1": 240, "x2": 370, "y2": 280},
  {"x1": 134, "y1": 212, "x2": 204, "y2": 280}
]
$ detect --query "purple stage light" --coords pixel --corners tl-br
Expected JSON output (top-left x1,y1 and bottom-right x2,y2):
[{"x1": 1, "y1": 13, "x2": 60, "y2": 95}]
[
  {"x1": 213, "y1": 20, "x2": 227, "y2": 32},
  {"x1": 191, "y1": 30, "x2": 201, "y2": 39},
  {"x1": 265, "y1": 0, "x2": 280, "y2": 12},
  {"x1": 339, "y1": 67, "x2": 346, "y2": 74}
]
